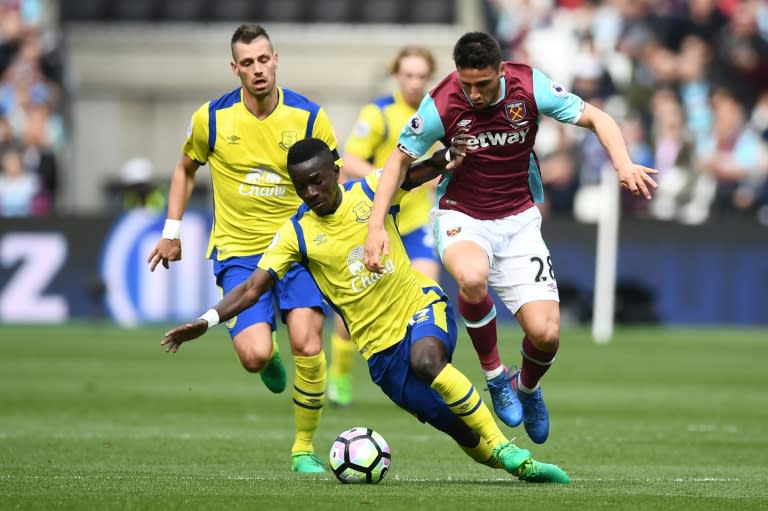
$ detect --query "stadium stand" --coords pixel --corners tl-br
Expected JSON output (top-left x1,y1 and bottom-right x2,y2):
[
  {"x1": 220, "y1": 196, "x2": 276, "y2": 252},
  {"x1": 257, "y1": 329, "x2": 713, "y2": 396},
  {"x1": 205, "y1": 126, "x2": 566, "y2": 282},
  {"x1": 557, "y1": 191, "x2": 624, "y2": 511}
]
[{"x1": 60, "y1": 0, "x2": 457, "y2": 24}]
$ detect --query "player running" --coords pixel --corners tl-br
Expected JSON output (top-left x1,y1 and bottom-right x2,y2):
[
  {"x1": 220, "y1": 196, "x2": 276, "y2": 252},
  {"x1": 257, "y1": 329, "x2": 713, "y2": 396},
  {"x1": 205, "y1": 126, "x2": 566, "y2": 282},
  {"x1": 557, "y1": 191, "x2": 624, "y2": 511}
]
[
  {"x1": 147, "y1": 25, "x2": 339, "y2": 473},
  {"x1": 364, "y1": 31, "x2": 657, "y2": 444}
]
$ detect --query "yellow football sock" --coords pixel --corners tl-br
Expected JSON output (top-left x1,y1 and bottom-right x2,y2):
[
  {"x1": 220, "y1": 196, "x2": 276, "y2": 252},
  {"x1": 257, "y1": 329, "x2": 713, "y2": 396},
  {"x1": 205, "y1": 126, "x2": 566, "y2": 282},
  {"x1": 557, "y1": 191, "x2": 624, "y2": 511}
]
[
  {"x1": 431, "y1": 363, "x2": 507, "y2": 450},
  {"x1": 291, "y1": 351, "x2": 326, "y2": 454},
  {"x1": 330, "y1": 332, "x2": 356, "y2": 379},
  {"x1": 460, "y1": 439, "x2": 503, "y2": 469}
]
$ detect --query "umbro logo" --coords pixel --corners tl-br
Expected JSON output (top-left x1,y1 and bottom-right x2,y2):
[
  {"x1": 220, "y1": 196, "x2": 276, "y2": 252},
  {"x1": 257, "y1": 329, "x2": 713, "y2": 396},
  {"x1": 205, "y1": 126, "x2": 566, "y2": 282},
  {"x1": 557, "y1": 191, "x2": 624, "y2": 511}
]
[
  {"x1": 226, "y1": 135, "x2": 240, "y2": 144},
  {"x1": 314, "y1": 234, "x2": 327, "y2": 245},
  {"x1": 457, "y1": 119, "x2": 471, "y2": 127}
]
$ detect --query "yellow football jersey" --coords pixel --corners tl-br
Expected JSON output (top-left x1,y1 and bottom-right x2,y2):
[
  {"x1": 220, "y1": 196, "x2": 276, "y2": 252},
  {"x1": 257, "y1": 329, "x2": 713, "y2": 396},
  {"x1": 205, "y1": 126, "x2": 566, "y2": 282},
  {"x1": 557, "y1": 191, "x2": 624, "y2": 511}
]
[
  {"x1": 183, "y1": 86, "x2": 341, "y2": 259},
  {"x1": 258, "y1": 173, "x2": 444, "y2": 359},
  {"x1": 344, "y1": 90, "x2": 433, "y2": 236}
]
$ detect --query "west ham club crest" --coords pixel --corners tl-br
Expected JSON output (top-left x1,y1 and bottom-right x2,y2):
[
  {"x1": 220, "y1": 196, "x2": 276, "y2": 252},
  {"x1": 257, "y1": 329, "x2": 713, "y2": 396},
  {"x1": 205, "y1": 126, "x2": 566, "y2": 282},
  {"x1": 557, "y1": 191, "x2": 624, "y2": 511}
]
[{"x1": 504, "y1": 101, "x2": 528, "y2": 129}]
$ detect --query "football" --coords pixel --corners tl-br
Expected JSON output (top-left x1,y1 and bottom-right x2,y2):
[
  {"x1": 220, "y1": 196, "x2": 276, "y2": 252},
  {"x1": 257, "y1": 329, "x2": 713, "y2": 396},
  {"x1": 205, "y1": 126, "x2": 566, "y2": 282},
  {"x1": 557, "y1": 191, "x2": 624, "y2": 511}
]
[{"x1": 328, "y1": 427, "x2": 391, "y2": 484}]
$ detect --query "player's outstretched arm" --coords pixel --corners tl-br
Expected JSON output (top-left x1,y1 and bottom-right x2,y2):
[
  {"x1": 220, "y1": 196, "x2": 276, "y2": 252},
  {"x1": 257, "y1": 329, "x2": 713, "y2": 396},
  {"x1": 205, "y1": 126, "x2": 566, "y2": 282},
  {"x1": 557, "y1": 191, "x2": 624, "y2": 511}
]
[
  {"x1": 576, "y1": 103, "x2": 658, "y2": 199},
  {"x1": 401, "y1": 132, "x2": 470, "y2": 190},
  {"x1": 363, "y1": 148, "x2": 414, "y2": 273},
  {"x1": 340, "y1": 152, "x2": 376, "y2": 182},
  {"x1": 147, "y1": 154, "x2": 199, "y2": 271},
  {"x1": 161, "y1": 268, "x2": 275, "y2": 353}
]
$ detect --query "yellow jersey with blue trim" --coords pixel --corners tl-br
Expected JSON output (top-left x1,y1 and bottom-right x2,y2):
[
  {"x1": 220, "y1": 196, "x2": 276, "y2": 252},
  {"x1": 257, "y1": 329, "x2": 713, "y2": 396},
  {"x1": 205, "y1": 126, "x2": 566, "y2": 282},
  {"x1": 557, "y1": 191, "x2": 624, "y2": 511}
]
[
  {"x1": 344, "y1": 90, "x2": 433, "y2": 236},
  {"x1": 183, "y1": 86, "x2": 341, "y2": 259},
  {"x1": 258, "y1": 173, "x2": 446, "y2": 359}
]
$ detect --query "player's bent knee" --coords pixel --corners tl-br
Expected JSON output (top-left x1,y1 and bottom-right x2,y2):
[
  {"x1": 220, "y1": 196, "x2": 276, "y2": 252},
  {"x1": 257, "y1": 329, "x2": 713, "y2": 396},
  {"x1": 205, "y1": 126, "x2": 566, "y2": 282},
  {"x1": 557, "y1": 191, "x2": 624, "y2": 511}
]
[
  {"x1": 290, "y1": 335, "x2": 323, "y2": 357},
  {"x1": 526, "y1": 326, "x2": 560, "y2": 350},
  {"x1": 240, "y1": 356, "x2": 269, "y2": 373},
  {"x1": 456, "y1": 272, "x2": 488, "y2": 296},
  {"x1": 445, "y1": 419, "x2": 481, "y2": 448},
  {"x1": 410, "y1": 354, "x2": 446, "y2": 383}
]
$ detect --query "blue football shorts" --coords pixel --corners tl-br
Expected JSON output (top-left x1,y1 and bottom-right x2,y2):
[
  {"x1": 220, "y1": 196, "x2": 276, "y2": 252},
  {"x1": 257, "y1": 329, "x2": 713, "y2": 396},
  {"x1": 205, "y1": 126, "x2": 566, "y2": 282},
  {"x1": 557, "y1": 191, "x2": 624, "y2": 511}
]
[
  {"x1": 367, "y1": 295, "x2": 460, "y2": 434},
  {"x1": 401, "y1": 225, "x2": 439, "y2": 262},
  {"x1": 212, "y1": 252, "x2": 326, "y2": 338}
]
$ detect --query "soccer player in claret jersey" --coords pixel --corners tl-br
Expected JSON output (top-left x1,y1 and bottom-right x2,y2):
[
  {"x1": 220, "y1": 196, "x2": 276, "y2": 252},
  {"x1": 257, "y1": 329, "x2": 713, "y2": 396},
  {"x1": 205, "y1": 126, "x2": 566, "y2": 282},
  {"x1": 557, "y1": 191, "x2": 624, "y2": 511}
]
[
  {"x1": 328, "y1": 46, "x2": 440, "y2": 407},
  {"x1": 161, "y1": 137, "x2": 570, "y2": 484},
  {"x1": 364, "y1": 32, "x2": 658, "y2": 444},
  {"x1": 146, "y1": 25, "x2": 341, "y2": 473}
]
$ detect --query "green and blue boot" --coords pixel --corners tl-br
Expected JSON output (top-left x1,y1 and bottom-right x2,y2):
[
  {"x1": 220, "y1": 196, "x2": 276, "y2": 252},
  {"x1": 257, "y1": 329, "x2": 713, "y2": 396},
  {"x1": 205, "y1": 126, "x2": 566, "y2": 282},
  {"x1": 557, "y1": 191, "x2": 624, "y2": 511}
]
[
  {"x1": 260, "y1": 338, "x2": 286, "y2": 394},
  {"x1": 492, "y1": 441, "x2": 570, "y2": 484},
  {"x1": 291, "y1": 452, "x2": 326, "y2": 473}
]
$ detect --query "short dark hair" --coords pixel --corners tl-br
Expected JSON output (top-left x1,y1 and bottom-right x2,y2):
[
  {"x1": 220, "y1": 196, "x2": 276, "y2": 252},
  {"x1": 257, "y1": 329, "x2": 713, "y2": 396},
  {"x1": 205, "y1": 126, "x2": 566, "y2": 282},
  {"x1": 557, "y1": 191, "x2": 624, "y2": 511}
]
[
  {"x1": 231, "y1": 24, "x2": 271, "y2": 57},
  {"x1": 453, "y1": 32, "x2": 502, "y2": 70},
  {"x1": 287, "y1": 138, "x2": 333, "y2": 169}
]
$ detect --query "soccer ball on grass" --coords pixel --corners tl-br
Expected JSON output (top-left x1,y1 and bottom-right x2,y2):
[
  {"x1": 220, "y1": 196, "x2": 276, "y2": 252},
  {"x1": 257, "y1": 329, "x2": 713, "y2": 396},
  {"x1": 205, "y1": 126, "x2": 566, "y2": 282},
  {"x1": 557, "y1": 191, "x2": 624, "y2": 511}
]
[{"x1": 329, "y1": 427, "x2": 391, "y2": 484}]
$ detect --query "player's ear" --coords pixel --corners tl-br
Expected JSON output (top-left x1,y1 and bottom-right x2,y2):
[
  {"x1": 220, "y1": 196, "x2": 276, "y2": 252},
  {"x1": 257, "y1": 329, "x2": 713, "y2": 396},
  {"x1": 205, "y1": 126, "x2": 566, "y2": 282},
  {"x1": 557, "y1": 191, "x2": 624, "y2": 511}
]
[
  {"x1": 498, "y1": 62, "x2": 505, "y2": 75},
  {"x1": 230, "y1": 60, "x2": 238, "y2": 76},
  {"x1": 273, "y1": 51, "x2": 279, "y2": 68}
]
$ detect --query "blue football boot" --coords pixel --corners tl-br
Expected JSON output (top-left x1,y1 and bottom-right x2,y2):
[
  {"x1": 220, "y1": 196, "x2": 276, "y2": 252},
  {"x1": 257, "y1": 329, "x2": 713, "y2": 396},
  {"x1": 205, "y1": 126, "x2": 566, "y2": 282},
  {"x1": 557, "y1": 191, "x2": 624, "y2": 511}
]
[
  {"x1": 485, "y1": 367, "x2": 523, "y2": 427},
  {"x1": 511, "y1": 368, "x2": 550, "y2": 444}
]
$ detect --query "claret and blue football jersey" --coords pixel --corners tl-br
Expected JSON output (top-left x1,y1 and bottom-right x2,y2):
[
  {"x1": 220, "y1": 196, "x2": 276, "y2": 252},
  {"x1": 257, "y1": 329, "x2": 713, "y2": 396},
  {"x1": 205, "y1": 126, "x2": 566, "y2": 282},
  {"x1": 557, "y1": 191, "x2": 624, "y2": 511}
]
[{"x1": 397, "y1": 64, "x2": 585, "y2": 220}]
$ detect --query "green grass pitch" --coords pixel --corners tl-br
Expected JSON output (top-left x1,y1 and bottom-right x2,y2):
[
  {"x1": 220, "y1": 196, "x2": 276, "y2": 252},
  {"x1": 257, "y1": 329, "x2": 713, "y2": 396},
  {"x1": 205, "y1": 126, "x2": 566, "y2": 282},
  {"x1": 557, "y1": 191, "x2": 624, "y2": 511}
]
[{"x1": 1, "y1": 323, "x2": 767, "y2": 510}]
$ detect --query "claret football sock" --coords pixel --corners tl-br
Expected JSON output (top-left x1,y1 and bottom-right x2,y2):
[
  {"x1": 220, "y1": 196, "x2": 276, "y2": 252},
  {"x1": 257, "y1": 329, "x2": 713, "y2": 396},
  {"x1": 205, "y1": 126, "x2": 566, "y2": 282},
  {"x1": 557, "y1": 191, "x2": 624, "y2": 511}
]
[{"x1": 458, "y1": 294, "x2": 500, "y2": 371}]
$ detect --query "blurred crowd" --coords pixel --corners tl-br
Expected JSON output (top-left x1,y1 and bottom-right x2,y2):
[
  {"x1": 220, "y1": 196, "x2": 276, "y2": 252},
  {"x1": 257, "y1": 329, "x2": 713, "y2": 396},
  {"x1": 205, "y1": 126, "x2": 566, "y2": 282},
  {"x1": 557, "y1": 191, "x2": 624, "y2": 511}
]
[
  {"x1": 0, "y1": 0, "x2": 64, "y2": 217},
  {"x1": 484, "y1": 0, "x2": 768, "y2": 224},
  {"x1": 3, "y1": 1, "x2": 767, "y2": 224}
]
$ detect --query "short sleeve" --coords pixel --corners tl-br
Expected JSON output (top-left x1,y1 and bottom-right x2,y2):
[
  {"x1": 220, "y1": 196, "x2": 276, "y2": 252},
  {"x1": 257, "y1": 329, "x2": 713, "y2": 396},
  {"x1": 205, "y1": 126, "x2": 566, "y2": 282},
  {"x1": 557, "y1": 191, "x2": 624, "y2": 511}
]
[
  {"x1": 344, "y1": 103, "x2": 386, "y2": 160},
  {"x1": 532, "y1": 68, "x2": 585, "y2": 124},
  {"x1": 312, "y1": 107, "x2": 344, "y2": 167},
  {"x1": 181, "y1": 103, "x2": 211, "y2": 164},
  {"x1": 257, "y1": 220, "x2": 302, "y2": 279},
  {"x1": 396, "y1": 95, "x2": 445, "y2": 159}
]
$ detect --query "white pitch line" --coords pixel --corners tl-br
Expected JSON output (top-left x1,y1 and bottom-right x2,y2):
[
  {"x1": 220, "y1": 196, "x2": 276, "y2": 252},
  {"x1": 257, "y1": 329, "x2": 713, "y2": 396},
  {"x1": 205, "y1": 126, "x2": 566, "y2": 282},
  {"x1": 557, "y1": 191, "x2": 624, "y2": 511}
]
[{"x1": 0, "y1": 474, "x2": 741, "y2": 483}]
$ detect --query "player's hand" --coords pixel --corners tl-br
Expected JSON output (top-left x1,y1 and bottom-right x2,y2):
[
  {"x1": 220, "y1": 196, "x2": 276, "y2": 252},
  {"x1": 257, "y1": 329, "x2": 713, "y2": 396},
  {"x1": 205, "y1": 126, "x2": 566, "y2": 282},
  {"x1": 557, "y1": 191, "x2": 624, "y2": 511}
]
[
  {"x1": 447, "y1": 131, "x2": 471, "y2": 170},
  {"x1": 147, "y1": 238, "x2": 182, "y2": 271},
  {"x1": 617, "y1": 163, "x2": 658, "y2": 200},
  {"x1": 363, "y1": 225, "x2": 390, "y2": 273},
  {"x1": 161, "y1": 319, "x2": 208, "y2": 353}
]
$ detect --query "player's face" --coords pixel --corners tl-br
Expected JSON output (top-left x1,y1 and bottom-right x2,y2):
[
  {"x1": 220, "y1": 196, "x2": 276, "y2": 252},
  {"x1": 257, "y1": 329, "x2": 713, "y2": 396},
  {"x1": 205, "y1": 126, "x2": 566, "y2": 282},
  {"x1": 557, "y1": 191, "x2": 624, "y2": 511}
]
[
  {"x1": 231, "y1": 36, "x2": 278, "y2": 99},
  {"x1": 290, "y1": 157, "x2": 341, "y2": 216},
  {"x1": 457, "y1": 64, "x2": 503, "y2": 109},
  {"x1": 396, "y1": 55, "x2": 432, "y2": 108}
]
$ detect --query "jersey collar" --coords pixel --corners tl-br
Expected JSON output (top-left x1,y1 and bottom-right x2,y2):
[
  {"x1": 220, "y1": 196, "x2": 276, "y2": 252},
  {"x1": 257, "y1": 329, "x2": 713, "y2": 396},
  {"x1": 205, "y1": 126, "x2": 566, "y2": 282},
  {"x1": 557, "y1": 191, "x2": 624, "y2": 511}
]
[{"x1": 491, "y1": 76, "x2": 506, "y2": 107}]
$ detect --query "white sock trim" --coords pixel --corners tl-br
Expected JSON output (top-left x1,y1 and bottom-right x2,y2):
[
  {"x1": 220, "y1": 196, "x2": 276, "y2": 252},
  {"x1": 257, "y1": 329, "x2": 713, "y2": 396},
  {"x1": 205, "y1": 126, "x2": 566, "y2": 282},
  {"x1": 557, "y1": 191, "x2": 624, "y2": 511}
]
[
  {"x1": 516, "y1": 378, "x2": 539, "y2": 394},
  {"x1": 483, "y1": 366, "x2": 504, "y2": 380}
]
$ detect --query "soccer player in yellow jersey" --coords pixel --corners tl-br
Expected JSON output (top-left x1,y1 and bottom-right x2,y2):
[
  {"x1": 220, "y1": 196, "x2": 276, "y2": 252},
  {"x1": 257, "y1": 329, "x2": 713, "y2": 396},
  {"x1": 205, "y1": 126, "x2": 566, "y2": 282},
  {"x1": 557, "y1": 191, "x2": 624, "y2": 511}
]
[
  {"x1": 328, "y1": 46, "x2": 439, "y2": 407},
  {"x1": 160, "y1": 138, "x2": 570, "y2": 484},
  {"x1": 146, "y1": 25, "x2": 340, "y2": 473}
]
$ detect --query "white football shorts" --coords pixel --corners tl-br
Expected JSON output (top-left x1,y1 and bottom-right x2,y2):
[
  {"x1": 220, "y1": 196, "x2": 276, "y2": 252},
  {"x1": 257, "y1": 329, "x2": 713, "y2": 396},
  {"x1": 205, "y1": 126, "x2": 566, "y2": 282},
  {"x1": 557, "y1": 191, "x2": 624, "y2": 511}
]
[{"x1": 432, "y1": 205, "x2": 559, "y2": 314}]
